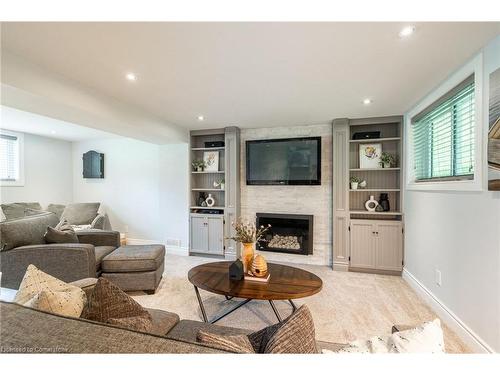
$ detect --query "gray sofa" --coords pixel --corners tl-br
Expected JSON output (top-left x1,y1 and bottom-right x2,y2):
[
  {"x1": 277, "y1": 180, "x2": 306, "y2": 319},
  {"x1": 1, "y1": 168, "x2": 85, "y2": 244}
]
[{"x1": 0, "y1": 212, "x2": 120, "y2": 289}]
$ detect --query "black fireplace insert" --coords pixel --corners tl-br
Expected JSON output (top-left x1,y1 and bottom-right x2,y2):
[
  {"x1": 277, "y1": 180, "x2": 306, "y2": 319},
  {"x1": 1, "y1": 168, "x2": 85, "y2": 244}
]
[{"x1": 256, "y1": 213, "x2": 313, "y2": 255}]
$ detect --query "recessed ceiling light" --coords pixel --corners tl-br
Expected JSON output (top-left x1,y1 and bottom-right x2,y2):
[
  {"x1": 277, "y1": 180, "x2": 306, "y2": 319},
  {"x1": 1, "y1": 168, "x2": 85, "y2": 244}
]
[
  {"x1": 125, "y1": 73, "x2": 137, "y2": 81},
  {"x1": 399, "y1": 26, "x2": 415, "y2": 38},
  {"x1": 197, "y1": 115, "x2": 204, "y2": 121},
  {"x1": 363, "y1": 98, "x2": 372, "y2": 105}
]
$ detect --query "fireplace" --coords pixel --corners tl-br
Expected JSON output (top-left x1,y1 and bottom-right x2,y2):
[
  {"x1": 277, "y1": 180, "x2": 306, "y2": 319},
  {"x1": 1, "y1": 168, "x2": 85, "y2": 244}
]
[{"x1": 256, "y1": 213, "x2": 313, "y2": 255}]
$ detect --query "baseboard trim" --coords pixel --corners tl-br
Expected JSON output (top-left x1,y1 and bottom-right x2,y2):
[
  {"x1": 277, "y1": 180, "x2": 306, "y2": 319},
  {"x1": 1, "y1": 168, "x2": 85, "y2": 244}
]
[
  {"x1": 125, "y1": 239, "x2": 189, "y2": 256},
  {"x1": 126, "y1": 238, "x2": 160, "y2": 245},
  {"x1": 332, "y1": 263, "x2": 349, "y2": 272},
  {"x1": 402, "y1": 268, "x2": 495, "y2": 353},
  {"x1": 166, "y1": 246, "x2": 189, "y2": 256}
]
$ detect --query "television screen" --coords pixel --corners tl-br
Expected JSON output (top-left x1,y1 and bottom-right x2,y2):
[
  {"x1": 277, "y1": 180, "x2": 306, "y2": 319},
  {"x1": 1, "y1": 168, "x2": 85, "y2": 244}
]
[{"x1": 246, "y1": 137, "x2": 321, "y2": 185}]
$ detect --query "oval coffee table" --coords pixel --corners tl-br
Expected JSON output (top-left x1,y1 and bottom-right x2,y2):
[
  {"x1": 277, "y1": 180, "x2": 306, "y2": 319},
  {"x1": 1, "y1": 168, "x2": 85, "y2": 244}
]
[{"x1": 188, "y1": 261, "x2": 322, "y2": 324}]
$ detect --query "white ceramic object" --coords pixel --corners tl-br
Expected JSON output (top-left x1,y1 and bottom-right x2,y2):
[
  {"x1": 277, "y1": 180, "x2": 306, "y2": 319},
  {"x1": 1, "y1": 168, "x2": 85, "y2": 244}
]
[
  {"x1": 365, "y1": 195, "x2": 379, "y2": 212},
  {"x1": 205, "y1": 194, "x2": 215, "y2": 207},
  {"x1": 359, "y1": 180, "x2": 367, "y2": 188},
  {"x1": 351, "y1": 182, "x2": 359, "y2": 190}
]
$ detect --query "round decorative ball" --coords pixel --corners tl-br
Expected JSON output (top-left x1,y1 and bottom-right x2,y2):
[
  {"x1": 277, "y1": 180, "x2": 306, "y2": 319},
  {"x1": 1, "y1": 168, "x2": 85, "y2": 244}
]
[{"x1": 250, "y1": 254, "x2": 268, "y2": 277}]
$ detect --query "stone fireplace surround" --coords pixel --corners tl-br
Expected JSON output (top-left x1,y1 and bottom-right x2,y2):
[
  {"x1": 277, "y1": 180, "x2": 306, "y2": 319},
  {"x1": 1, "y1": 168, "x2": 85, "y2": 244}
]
[{"x1": 240, "y1": 124, "x2": 332, "y2": 266}]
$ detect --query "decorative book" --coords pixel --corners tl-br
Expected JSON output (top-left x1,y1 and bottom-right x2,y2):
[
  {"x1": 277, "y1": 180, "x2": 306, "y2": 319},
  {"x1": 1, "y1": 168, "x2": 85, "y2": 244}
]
[{"x1": 244, "y1": 273, "x2": 270, "y2": 283}]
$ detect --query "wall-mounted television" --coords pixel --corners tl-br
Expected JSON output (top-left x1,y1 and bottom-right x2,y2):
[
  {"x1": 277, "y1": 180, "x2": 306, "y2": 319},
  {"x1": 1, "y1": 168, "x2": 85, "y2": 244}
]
[{"x1": 246, "y1": 137, "x2": 321, "y2": 185}]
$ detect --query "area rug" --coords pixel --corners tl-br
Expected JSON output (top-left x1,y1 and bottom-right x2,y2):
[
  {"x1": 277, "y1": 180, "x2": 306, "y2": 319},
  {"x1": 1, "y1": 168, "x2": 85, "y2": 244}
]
[{"x1": 130, "y1": 254, "x2": 470, "y2": 353}]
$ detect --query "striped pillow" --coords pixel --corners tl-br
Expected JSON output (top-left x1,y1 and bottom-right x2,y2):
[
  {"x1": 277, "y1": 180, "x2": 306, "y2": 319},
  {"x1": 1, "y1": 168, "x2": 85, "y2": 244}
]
[
  {"x1": 262, "y1": 305, "x2": 318, "y2": 354},
  {"x1": 197, "y1": 331, "x2": 255, "y2": 353}
]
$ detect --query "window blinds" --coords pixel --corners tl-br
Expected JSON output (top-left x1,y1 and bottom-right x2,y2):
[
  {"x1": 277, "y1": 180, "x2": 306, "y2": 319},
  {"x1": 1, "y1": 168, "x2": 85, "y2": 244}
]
[
  {"x1": 412, "y1": 76, "x2": 475, "y2": 182},
  {"x1": 0, "y1": 133, "x2": 19, "y2": 181}
]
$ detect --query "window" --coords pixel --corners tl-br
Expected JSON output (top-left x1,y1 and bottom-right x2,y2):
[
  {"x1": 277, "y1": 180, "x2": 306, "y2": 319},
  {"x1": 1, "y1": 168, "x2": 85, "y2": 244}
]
[
  {"x1": 0, "y1": 131, "x2": 24, "y2": 186},
  {"x1": 412, "y1": 75, "x2": 475, "y2": 182}
]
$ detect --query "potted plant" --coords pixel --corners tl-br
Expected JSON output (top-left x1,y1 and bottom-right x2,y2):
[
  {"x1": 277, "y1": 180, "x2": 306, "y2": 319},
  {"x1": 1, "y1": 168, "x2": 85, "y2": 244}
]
[
  {"x1": 227, "y1": 218, "x2": 271, "y2": 273},
  {"x1": 192, "y1": 160, "x2": 206, "y2": 172},
  {"x1": 350, "y1": 176, "x2": 362, "y2": 190},
  {"x1": 213, "y1": 178, "x2": 225, "y2": 190},
  {"x1": 379, "y1": 152, "x2": 396, "y2": 168}
]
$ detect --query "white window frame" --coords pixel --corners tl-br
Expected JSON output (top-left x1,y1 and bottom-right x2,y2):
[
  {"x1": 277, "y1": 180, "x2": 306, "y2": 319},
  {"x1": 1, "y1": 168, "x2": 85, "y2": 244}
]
[
  {"x1": 0, "y1": 129, "x2": 25, "y2": 187},
  {"x1": 406, "y1": 53, "x2": 483, "y2": 191}
]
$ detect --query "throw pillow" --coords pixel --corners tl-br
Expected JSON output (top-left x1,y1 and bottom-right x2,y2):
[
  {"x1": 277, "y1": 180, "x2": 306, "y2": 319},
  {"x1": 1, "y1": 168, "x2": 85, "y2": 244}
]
[
  {"x1": 248, "y1": 304, "x2": 318, "y2": 354},
  {"x1": 14, "y1": 264, "x2": 86, "y2": 318},
  {"x1": 81, "y1": 277, "x2": 153, "y2": 333},
  {"x1": 390, "y1": 319, "x2": 445, "y2": 353},
  {"x1": 197, "y1": 331, "x2": 255, "y2": 353},
  {"x1": 44, "y1": 226, "x2": 79, "y2": 244},
  {"x1": 332, "y1": 335, "x2": 392, "y2": 353},
  {"x1": 47, "y1": 203, "x2": 66, "y2": 219},
  {"x1": 61, "y1": 202, "x2": 100, "y2": 225}
]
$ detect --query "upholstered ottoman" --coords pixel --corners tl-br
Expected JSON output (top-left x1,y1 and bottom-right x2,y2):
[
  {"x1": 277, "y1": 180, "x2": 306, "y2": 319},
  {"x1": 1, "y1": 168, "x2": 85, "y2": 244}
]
[{"x1": 101, "y1": 245, "x2": 165, "y2": 293}]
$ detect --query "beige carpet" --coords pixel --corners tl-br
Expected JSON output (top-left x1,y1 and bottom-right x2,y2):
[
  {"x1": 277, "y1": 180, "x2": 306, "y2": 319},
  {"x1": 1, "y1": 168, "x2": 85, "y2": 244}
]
[{"x1": 130, "y1": 254, "x2": 470, "y2": 353}]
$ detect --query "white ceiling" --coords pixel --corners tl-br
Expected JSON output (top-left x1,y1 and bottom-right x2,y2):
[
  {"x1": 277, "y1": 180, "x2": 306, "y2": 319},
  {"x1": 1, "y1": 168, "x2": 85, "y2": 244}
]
[
  {"x1": 1, "y1": 106, "x2": 118, "y2": 142},
  {"x1": 1, "y1": 22, "x2": 499, "y2": 130}
]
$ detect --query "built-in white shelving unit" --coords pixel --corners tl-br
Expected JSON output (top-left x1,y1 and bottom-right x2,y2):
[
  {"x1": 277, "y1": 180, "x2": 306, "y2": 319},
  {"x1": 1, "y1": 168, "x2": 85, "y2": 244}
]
[{"x1": 332, "y1": 116, "x2": 404, "y2": 275}]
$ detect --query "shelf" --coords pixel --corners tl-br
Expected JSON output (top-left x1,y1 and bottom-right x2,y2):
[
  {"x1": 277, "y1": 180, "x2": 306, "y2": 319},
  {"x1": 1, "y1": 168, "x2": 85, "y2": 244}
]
[
  {"x1": 190, "y1": 206, "x2": 225, "y2": 210},
  {"x1": 191, "y1": 171, "x2": 225, "y2": 174},
  {"x1": 191, "y1": 188, "x2": 225, "y2": 192},
  {"x1": 350, "y1": 210, "x2": 403, "y2": 216},
  {"x1": 349, "y1": 137, "x2": 400, "y2": 143},
  {"x1": 349, "y1": 189, "x2": 400, "y2": 192},
  {"x1": 350, "y1": 168, "x2": 400, "y2": 171},
  {"x1": 191, "y1": 147, "x2": 225, "y2": 151}
]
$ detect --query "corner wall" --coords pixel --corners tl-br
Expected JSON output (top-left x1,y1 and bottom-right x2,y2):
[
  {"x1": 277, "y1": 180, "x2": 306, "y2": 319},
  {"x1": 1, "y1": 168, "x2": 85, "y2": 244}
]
[{"x1": 403, "y1": 36, "x2": 500, "y2": 352}]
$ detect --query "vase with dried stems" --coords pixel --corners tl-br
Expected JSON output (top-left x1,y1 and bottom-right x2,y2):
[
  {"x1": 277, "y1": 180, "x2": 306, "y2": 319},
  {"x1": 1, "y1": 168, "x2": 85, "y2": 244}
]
[{"x1": 227, "y1": 218, "x2": 271, "y2": 273}]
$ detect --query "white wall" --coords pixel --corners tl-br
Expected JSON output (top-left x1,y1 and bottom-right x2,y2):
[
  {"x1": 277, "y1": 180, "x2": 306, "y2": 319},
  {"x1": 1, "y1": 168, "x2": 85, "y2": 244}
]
[
  {"x1": 72, "y1": 138, "x2": 190, "y2": 248},
  {"x1": 0, "y1": 132, "x2": 73, "y2": 207},
  {"x1": 72, "y1": 138, "x2": 161, "y2": 241},
  {"x1": 159, "y1": 143, "x2": 189, "y2": 250},
  {"x1": 403, "y1": 36, "x2": 500, "y2": 353}
]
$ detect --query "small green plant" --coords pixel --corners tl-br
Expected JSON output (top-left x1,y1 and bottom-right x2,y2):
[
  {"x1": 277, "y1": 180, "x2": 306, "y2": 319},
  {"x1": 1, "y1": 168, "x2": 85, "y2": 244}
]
[
  {"x1": 379, "y1": 152, "x2": 396, "y2": 168},
  {"x1": 192, "y1": 160, "x2": 206, "y2": 171},
  {"x1": 350, "y1": 176, "x2": 362, "y2": 183}
]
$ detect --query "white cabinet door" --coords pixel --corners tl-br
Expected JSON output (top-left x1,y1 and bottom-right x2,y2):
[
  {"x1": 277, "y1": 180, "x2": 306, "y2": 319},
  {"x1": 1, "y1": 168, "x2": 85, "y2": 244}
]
[
  {"x1": 350, "y1": 221, "x2": 376, "y2": 269},
  {"x1": 375, "y1": 222, "x2": 403, "y2": 271},
  {"x1": 190, "y1": 216, "x2": 209, "y2": 253},
  {"x1": 208, "y1": 216, "x2": 224, "y2": 255}
]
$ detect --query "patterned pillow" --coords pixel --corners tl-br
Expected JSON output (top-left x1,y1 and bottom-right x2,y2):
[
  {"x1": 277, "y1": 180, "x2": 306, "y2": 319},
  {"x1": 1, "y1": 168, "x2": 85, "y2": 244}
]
[
  {"x1": 390, "y1": 319, "x2": 445, "y2": 353},
  {"x1": 14, "y1": 264, "x2": 86, "y2": 318},
  {"x1": 81, "y1": 277, "x2": 153, "y2": 333},
  {"x1": 264, "y1": 305, "x2": 318, "y2": 353},
  {"x1": 197, "y1": 331, "x2": 255, "y2": 353},
  {"x1": 247, "y1": 304, "x2": 318, "y2": 354}
]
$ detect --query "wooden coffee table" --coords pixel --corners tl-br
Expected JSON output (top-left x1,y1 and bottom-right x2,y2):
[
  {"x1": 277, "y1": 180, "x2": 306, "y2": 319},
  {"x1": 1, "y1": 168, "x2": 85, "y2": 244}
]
[{"x1": 188, "y1": 261, "x2": 322, "y2": 324}]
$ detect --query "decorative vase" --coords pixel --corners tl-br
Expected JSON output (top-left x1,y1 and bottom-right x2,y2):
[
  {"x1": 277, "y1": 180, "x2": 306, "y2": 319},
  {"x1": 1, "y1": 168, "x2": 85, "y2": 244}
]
[
  {"x1": 242, "y1": 242, "x2": 255, "y2": 273},
  {"x1": 197, "y1": 166, "x2": 203, "y2": 172},
  {"x1": 359, "y1": 180, "x2": 367, "y2": 189},
  {"x1": 379, "y1": 193, "x2": 390, "y2": 212},
  {"x1": 350, "y1": 182, "x2": 359, "y2": 190},
  {"x1": 365, "y1": 195, "x2": 379, "y2": 212},
  {"x1": 205, "y1": 193, "x2": 215, "y2": 207},
  {"x1": 383, "y1": 162, "x2": 391, "y2": 168}
]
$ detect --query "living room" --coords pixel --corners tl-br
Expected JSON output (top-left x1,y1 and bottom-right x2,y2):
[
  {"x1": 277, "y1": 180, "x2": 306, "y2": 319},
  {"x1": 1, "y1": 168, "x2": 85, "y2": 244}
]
[{"x1": 1, "y1": 1, "x2": 500, "y2": 372}]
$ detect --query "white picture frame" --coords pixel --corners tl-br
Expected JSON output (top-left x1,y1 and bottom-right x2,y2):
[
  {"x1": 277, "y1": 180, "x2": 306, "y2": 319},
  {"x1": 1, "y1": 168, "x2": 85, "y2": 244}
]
[
  {"x1": 203, "y1": 150, "x2": 219, "y2": 172},
  {"x1": 359, "y1": 143, "x2": 382, "y2": 169}
]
